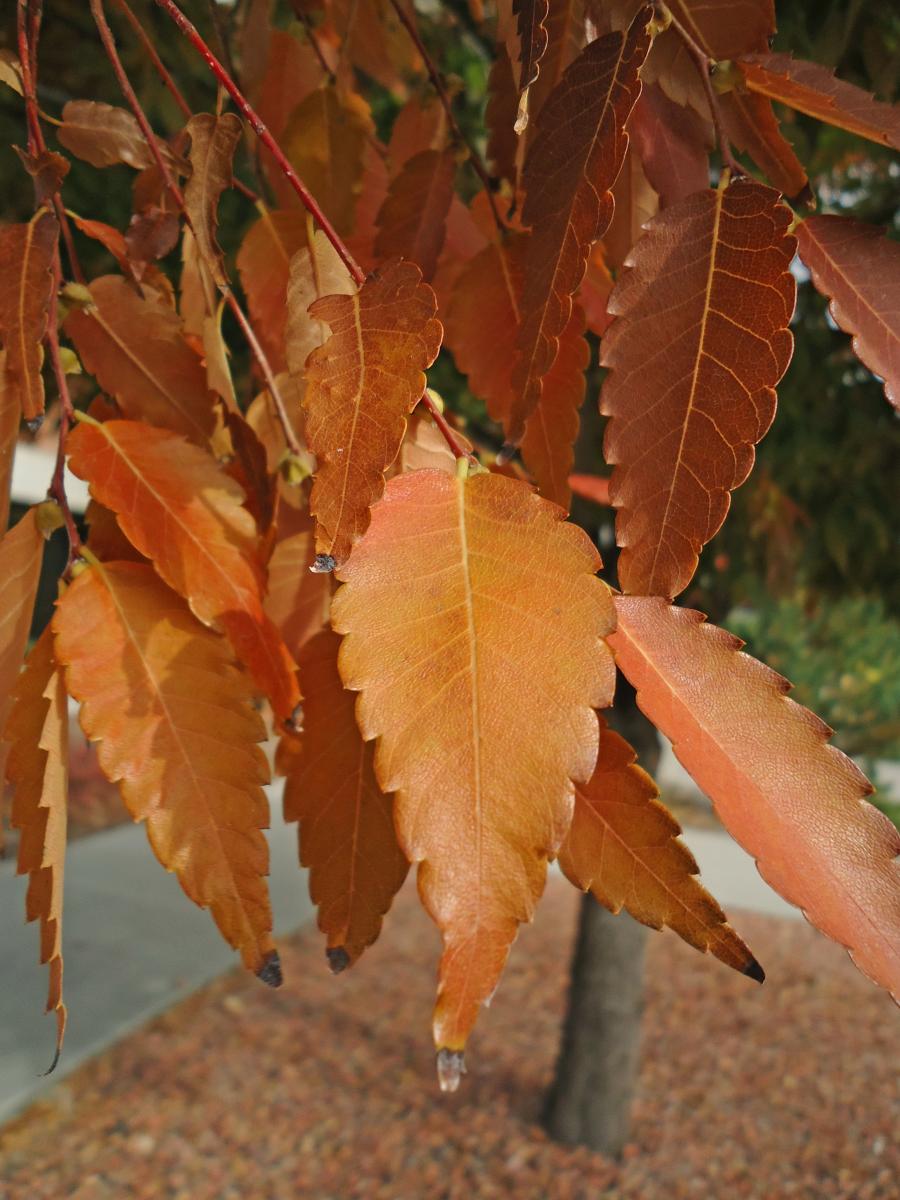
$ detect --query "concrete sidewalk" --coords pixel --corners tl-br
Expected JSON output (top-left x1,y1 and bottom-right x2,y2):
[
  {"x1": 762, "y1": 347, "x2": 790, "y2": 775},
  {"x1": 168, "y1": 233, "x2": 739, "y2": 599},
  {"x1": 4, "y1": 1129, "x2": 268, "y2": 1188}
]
[{"x1": 0, "y1": 777, "x2": 798, "y2": 1125}]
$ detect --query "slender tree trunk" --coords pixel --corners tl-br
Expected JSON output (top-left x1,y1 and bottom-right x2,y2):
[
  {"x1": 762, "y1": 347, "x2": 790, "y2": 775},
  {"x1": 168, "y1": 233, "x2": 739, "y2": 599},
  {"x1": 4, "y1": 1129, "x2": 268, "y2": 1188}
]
[
  {"x1": 543, "y1": 696, "x2": 660, "y2": 1156},
  {"x1": 543, "y1": 376, "x2": 659, "y2": 1155}
]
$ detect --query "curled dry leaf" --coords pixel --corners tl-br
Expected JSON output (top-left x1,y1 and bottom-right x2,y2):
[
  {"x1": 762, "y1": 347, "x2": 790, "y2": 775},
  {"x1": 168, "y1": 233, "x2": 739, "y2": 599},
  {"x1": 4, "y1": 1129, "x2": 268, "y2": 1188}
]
[
  {"x1": 374, "y1": 148, "x2": 457, "y2": 282},
  {"x1": 64, "y1": 276, "x2": 217, "y2": 445},
  {"x1": 281, "y1": 84, "x2": 375, "y2": 236},
  {"x1": 0, "y1": 210, "x2": 58, "y2": 424},
  {"x1": 66, "y1": 418, "x2": 301, "y2": 722},
  {"x1": 513, "y1": 0, "x2": 550, "y2": 133},
  {"x1": 281, "y1": 629, "x2": 409, "y2": 968},
  {"x1": 796, "y1": 215, "x2": 900, "y2": 411},
  {"x1": 184, "y1": 112, "x2": 243, "y2": 287},
  {"x1": 737, "y1": 53, "x2": 900, "y2": 151},
  {"x1": 4, "y1": 625, "x2": 69, "y2": 1064},
  {"x1": 610, "y1": 596, "x2": 900, "y2": 1004},
  {"x1": 13, "y1": 147, "x2": 70, "y2": 207},
  {"x1": 285, "y1": 226, "x2": 355, "y2": 380},
  {"x1": 302, "y1": 259, "x2": 442, "y2": 566},
  {"x1": 558, "y1": 717, "x2": 760, "y2": 978},
  {"x1": 601, "y1": 179, "x2": 796, "y2": 599},
  {"x1": 54, "y1": 561, "x2": 278, "y2": 977},
  {"x1": 56, "y1": 100, "x2": 183, "y2": 173},
  {"x1": 509, "y1": 10, "x2": 650, "y2": 445},
  {"x1": 332, "y1": 469, "x2": 616, "y2": 1063}
]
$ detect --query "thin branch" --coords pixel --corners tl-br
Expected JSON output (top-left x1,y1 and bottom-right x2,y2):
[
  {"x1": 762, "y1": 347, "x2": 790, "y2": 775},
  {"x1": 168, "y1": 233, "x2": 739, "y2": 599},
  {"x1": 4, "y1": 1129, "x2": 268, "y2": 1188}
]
[
  {"x1": 46, "y1": 254, "x2": 83, "y2": 567},
  {"x1": 90, "y1": 0, "x2": 303, "y2": 458},
  {"x1": 384, "y1": 0, "x2": 504, "y2": 233},
  {"x1": 288, "y1": 0, "x2": 335, "y2": 82},
  {"x1": 111, "y1": 0, "x2": 261, "y2": 205},
  {"x1": 664, "y1": 6, "x2": 744, "y2": 179},
  {"x1": 154, "y1": 0, "x2": 367, "y2": 287}
]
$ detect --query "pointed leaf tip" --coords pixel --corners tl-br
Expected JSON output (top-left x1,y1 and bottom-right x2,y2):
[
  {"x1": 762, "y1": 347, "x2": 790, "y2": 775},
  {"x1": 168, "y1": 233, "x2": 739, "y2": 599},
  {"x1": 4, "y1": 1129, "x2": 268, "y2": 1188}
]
[
  {"x1": 436, "y1": 1048, "x2": 466, "y2": 1093},
  {"x1": 327, "y1": 947, "x2": 350, "y2": 975},
  {"x1": 743, "y1": 956, "x2": 766, "y2": 984},
  {"x1": 256, "y1": 950, "x2": 283, "y2": 988}
]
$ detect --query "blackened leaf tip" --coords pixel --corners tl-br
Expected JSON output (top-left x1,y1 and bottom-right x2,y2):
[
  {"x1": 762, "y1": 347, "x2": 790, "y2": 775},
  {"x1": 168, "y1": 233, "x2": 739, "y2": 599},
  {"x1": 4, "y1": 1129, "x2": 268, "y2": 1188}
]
[
  {"x1": 436, "y1": 1048, "x2": 466, "y2": 1093},
  {"x1": 326, "y1": 946, "x2": 350, "y2": 975},
  {"x1": 742, "y1": 955, "x2": 765, "y2": 984},
  {"x1": 256, "y1": 950, "x2": 283, "y2": 988}
]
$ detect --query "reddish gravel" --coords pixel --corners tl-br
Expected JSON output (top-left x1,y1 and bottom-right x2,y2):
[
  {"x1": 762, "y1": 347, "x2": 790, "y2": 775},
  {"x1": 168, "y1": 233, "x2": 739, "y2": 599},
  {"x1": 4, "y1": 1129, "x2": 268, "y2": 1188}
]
[{"x1": 2, "y1": 875, "x2": 897, "y2": 1199}]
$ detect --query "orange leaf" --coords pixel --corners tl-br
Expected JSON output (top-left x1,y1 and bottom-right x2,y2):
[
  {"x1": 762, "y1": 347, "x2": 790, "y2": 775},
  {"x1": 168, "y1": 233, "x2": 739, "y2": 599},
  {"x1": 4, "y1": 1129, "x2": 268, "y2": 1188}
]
[
  {"x1": 374, "y1": 148, "x2": 457, "y2": 281},
  {"x1": 53, "y1": 561, "x2": 279, "y2": 978},
  {"x1": 236, "y1": 210, "x2": 308, "y2": 370},
  {"x1": 264, "y1": 485, "x2": 331, "y2": 658},
  {"x1": 628, "y1": 83, "x2": 710, "y2": 208},
  {"x1": 568, "y1": 473, "x2": 610, "y2": 507},
  {"x1": 720, "y1": 89, "x2": 809, "y2": 202},
  {"x1": 445, "y1": 234, "x2": 587, "y2": 509},
  {"x1": 737, "y1": 53, "x2": 900, "y2": 151},
  {"x1": 0, "y1": 210, "x2": 57, "y2": 424},
  {"x1": 302, "y1": 259, "x2": 442, "y2": 566},
  {"x1": 64, "y1": 276, "x2": 218, "y2": 444},
  {"x1": 332, "y1": 469, "x2": 616, "y2": 1070},
  {"x1": 281, "y1": 84, "x2": 374, "y2": 236},
  {"x1": 330, "y1": 0, "x2": 419, "y2": 95},
  {"x1": 69, "y1": 214, "x2": 131, "y2": 275},
  {"x1": 387, "y1": 93, "x2": 447, "y2": 170},
  {"x1": 485, "y1": 45, "x2": 519, "y2": 185},
  {"x1": 603, "y1": 140, "x2": 658, "y2": 270},
  {"x1": 4, "y1": 625, "x2": 68, "y2": 1063},
  {"x1": 512, "y1": 0, "x2": 550, "y2": 133},
  {"x1": 0, "y1": 351, "x2": 16, "y2": 531},
  {"x1": 66, "y1": 418, "x2": 301, "y2": 722},
  {"x1": 610, "y1": 596, "x2": 900, "y2": 1003},
  {"x1": 56, "y1": 100, "x2": 183, "y2": 173},
  {"x1": 559, "y1": 717, "x2": 760, "y2": 977},
  {"x1": 601, "y1": 179, "x2": 795, "y2": 599},
  {"x1": 282, "y1": 629, "x2": 408, "y2": 968},
  {"x1": 796, "y1": 215, "x2": 900, "y2": 411},
  {"x1": 509, "y1": 11, "x2": 650, "y2": 445},
  {"x1": 0, "y1": 508, "x2": 46, "y2": 776},
  {"x1": 183, "y1": 112, "x2": 242, "y2": 288}
]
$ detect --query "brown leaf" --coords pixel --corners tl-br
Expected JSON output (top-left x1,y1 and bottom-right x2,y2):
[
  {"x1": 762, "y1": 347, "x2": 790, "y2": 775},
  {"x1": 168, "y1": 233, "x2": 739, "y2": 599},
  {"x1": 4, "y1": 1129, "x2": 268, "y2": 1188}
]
[
  {"x1": 333, "y1": 469, "x2": 616, "y2": 1062},
  {"x1": 222, "y1": 408, "x2": 275, "y2": 531},
  {"x1": 387, "y1": 93, "x2": 447, "y2": 170},
  {"x1": 302, "y1": 259, "x2": 442, "y2": 565},
  {"x1": 485, "y1": 45, "x2": 519, "y2": 184},
  {"x1": 509, "y1": 11, "x2": 650, "y2": 445},
  {"x1": 513, "y1": 0, "x2": 550, "y2": 133},
  {"x1": 628, "y1": 83, "x2": 710, "y2": 208},
  {"x1": 0, "y1": 508, "x2": 46, "y2": 784},
  {"x1": 0, "y1": 351, "x2": 16, "y2": 531},
  {"x1": 796, "y1": 215, "x2": 900, "y2": 411},
  {"x1": 236, "y1": 209, "x2": 309, "y2": 370},
  {"x1": 64, "y1": 276, "x2": 218, "y2": 444},
  {"x1": 13, "y1": 147, "x2": 70, "y2": 207},
  {"x1": 521, "y1": 0, "x2": 586, "y2": 137},
  {"x1": 601, "y1": 179, "x2": 795, "y2": 599},
  {"x1": 256, "y1": 29, "x2": 326, "y2": 144},
  {"x1": 4, "y1": 625, "x2": 68, "y2": 1063},
  {"x1": 68, "y1": 214, "x2": 131, "y2": 275},
  {"x1": 282, "y1": 629, "x2": 408, "y2": 967},
  {"x1": 374, "y1": 148, "x2": 457, "y2": 281},
  {"x1": 264, "y1": 484, "x2": 331, "y2": 657},
  {"x1": 603, "y1": 141, "x2": 658, "y2": 270},
  {"x1": 184, "y1": 113, "x2": 243, "y2": 287},
  {"x1": 0, "y1": 211, "x2": 58, "y2": 424},
  {"x1": 66, "y1": 418, "x2": 301, "y2": 722},
  {"x1": 54, "y1": 561, "x2": 278, "y2": 977},
  {"x1": 610, "y1": 596, "x2": 900, "y2": 1004},
  {"x1": 281, "y1": 84, "x2": 374, "y2": 236},
  {"x1": 124, "y1": 207, "x2": 181, "y2": 266},
  {"x1": 330, "y1": 0, "x2": 420, "y2": 95},
  {"x1": 559, "y1": 717, "x2": 759, "y2": 977},
  {"x1": 720, "y1": 89, "x2": 809, "y2": 201},
  {"x1": 737, "y1": 52, "x2": 900, "y2": 151},
  {"x1": 56, "y1": 100, "x2": 183, "y2": 173}
]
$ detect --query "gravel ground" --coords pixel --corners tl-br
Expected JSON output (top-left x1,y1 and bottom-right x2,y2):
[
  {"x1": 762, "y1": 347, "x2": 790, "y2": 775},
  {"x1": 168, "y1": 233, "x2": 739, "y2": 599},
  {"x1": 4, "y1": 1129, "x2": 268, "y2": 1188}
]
[{"x1": 2, "y1": 875, "x2": 897, "y2": 1200}]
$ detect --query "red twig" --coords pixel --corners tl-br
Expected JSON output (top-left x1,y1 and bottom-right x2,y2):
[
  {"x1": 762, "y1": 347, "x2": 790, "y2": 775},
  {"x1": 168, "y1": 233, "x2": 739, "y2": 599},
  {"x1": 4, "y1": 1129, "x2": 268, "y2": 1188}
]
[
  {"x1": 90, "y1": 0, "x2": 303, "y2": 457},
  {"x1": 664, "y1": 7, "x2": 744, "y2": 178},
  {"x1": 154, "y1": 0, "x2": 366, "y2": 287},
  {"x1": 384, "y1": 0, "x2": 503, "y2": 232}
]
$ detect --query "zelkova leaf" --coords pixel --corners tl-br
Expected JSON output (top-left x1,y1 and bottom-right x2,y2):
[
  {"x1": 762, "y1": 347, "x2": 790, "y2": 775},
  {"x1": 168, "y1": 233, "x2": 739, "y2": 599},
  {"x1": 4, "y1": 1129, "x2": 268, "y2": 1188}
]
[
  {"x1": 237, "y1": 210, "x2": 308, "y2": 370},
  {"x1": 183, "y1": 112, "x2": 242, "y2": 288},
  {"x1": 64, "y1": 276, "x2": 217, "y2": 444},
  {"x1": 374, "y1": 148, "x2": 457, "y2": 282},
  {"x1": 486, "y1": 45, "x2": 519, "y2": 184},
  {"x1": 610, "y1": 596, "x2": 900, "y2": 1002},
  {"x1": 65, "y1": 419, "x2": 301, "y2": 722},
  {"x1": 57, "y1": 100, "x2": 183, "y2": 173},
  {"x1": 512, "y1": 0, "x2": 550, "y2": 133},
  {"x1": 301, "y1": 260, "x2": 442, "y2": 567},
  {"x1": 282, "y1": 630, "x2": 408, "y2": 969},
  {"x1": 601, "y1": 179, "x2": 796, "y2": 600},
  {"x1": 53, "y1": 561, "x2": 279, "y2": 978},
  {"x1": 332, "y1": 469, "x2": 616, "y2": 1069},
  {"x1": 558, "y1": 717, "x2": 760, "y2": 977},
  {"x1": 795, "y1": 215, "x2": 900, "y2": 411},
  {"x1": 281, "y1": 84, "x2": 374, "y2": 237},
  {"x1": 0, "y1": 211, "x2": 58, "y2": 424},
  {"x1": 0, "y1": 508, "x2": 46, "y2": 778},
  {"x1": 508, "y1": 11, "x2": 650, "y2": 446},
  {"x1": 445, "y1": 234, "x2": 588, "y2": 510},
  {"x1": 284, "y1": 227, "x2": 355, "y2": 380},
  {"x1": 0, "y1": 352, "x2": 16, "y2": 530},
  {"x1": 4, "y1": 625, "x2": 68, "y2": 1062},
  {"x1": 628, "y1": 83, "x2": 710, "y2": 208},
  {"x1": 737, "y1": 53, "x2": 900, "y2": 152},
  {"x1": 264, "y1": 486, "x2": 331, "y2": 659}
]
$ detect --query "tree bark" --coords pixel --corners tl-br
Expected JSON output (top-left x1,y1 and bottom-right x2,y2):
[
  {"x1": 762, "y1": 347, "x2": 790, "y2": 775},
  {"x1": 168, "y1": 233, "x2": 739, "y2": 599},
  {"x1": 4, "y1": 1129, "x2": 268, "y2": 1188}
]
[{"x1": 543, "y1": 695, "x2": 659, "y2": 1156}]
